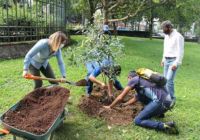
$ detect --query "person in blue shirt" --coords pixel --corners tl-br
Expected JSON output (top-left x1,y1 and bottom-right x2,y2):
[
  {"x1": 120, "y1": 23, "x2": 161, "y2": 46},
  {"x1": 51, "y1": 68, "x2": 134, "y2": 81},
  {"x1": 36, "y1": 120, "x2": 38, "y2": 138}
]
[
  {"x1": 101, "y1": 22, "x2": 111, "y2": 38},
  {"x1": 22, "y1": 31, "x2": 67, "y2": 89},
  {"x1": 104, "y1": 70, "x2": 179, "y2": 134},
  {"x1": 86, "y1": 59, "x2": 123, "y2": 101}
]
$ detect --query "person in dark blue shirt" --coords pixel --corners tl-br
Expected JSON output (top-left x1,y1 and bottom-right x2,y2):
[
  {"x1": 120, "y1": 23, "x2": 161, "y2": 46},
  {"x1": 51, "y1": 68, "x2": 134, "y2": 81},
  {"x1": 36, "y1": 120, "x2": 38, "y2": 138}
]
[{"x1": 104, "y1": 70, "x2": 179, "y2": 134}]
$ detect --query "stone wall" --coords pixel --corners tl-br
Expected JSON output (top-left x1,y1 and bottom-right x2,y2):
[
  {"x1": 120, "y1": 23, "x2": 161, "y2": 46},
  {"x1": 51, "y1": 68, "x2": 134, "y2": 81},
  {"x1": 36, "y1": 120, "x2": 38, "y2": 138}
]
[{"x1": 0, "y1": 32, "x2": 71, "y2": 60}]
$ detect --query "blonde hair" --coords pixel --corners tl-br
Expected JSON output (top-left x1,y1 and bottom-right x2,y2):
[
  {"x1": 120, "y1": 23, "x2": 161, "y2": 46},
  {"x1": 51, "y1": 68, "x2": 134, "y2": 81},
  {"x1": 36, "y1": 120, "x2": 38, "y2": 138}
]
[{"x1": 49, "y1": 31, "x2": 67, "y2": 51}]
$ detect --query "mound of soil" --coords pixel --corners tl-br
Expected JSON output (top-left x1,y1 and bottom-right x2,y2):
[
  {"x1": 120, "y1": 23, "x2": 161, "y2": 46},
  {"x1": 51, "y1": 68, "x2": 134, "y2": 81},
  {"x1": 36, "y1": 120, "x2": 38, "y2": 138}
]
[
  {"x1": 3, "y1": 86, "x2": 70, "y2": 135},
  {"x1": 78, "y1": 86, "x2": 144, "y2": 125},
  {"x1": 75, "y1": 79, "x2": 89, "y2": 86}
]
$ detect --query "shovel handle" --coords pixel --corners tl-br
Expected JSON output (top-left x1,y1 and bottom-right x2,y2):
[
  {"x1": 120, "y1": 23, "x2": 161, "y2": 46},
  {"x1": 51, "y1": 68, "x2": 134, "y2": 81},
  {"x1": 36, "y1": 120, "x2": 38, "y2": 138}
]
[
  {"x1": 25, "y1": 74, "x2": 77, "y2": 85},
  {"x1": 25, "y1": 74, "x2": 60, "y2": 82},
  {"x1": 39, "y1": 77, "x2": 61, "y2": 82},
  {"x1": 0, "y1": 128, "x2": 10, "y2": 136}
]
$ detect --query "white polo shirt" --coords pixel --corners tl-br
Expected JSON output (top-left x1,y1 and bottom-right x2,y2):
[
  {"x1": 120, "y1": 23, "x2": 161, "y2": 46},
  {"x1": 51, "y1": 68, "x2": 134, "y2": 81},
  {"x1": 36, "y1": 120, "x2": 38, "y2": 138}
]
[{"x1": 162, "y1": 29, "x2": 184, "y2": 66}]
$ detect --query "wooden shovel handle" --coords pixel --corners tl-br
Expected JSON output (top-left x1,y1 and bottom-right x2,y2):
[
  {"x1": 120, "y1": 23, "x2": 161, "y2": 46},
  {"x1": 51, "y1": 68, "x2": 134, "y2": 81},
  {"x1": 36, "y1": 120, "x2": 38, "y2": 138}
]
[{"x1": 39, "y1": 77, "x2": 60, "y2": 82}]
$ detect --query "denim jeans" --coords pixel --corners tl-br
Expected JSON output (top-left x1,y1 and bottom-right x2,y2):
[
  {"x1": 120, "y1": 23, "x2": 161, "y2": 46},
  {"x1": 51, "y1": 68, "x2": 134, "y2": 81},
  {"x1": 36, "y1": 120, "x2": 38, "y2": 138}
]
[
  {"x1": 164, "y1": 58, "x2": 179, "y2": 101},
  {"x1": 86, "y1": 62, "x2": 123, "y2": 95},
  {"x1": 134, "y1": 96, "x2": 168, "y2": 131}
]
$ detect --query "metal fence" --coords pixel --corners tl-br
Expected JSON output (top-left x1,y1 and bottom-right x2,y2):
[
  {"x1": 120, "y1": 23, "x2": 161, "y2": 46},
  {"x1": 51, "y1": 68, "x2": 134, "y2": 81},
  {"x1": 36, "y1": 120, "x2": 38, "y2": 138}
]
[{"x1": 0, "y1": 0, "x2": 66, "y2": 43}]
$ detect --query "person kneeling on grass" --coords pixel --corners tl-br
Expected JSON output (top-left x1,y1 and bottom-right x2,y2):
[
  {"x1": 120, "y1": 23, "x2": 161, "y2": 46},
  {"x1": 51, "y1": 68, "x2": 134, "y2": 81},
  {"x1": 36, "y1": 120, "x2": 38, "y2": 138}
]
[
  {"x1": 86, "y1": 59, "x2": 123, "y2": 102},
  {"x1": 103, "y1": 70, "x2": 179, "y2": 134}
]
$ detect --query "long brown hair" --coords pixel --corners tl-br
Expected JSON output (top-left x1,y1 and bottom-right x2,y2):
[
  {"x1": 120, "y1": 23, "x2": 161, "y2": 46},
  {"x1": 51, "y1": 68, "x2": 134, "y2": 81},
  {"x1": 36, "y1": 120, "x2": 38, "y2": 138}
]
[{"x1": 49, "y1": 31, "x2": 67, "y2": 51}]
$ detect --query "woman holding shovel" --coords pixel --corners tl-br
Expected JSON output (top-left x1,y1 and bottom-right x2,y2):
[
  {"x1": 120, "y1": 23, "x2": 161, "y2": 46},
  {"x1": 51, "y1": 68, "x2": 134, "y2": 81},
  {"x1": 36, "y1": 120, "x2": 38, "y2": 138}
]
[{"x1": 22, "y1": 31, "x2": 67, "y2": 89}]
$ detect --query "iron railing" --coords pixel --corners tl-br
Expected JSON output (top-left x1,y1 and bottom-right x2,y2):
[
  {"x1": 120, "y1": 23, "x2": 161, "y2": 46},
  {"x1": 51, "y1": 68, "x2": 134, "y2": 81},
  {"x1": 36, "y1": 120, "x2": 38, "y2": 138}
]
[{"x1": 0, "y1": 0, "x2": 66, "y2": 43}]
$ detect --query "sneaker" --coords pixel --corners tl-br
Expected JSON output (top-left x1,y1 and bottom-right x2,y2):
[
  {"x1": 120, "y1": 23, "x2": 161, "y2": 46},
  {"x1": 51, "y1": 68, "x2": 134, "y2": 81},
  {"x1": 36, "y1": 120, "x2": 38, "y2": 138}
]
[{"x1": 164, "y1": 121, "x2": 179, "y2": 134}]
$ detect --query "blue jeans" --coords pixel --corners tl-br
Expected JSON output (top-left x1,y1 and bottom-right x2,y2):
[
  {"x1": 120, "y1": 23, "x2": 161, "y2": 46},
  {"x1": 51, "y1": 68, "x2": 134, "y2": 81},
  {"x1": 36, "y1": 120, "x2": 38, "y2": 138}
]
[
  {"x1": 164, "y1": 58, "x2": 179, "y2": 101},
  {"x1": 134, "y1": 98, "x2": 168, "y2": 131},
  {"x1": 86, "y1": 62, "x2": 123, "y2": 95}
]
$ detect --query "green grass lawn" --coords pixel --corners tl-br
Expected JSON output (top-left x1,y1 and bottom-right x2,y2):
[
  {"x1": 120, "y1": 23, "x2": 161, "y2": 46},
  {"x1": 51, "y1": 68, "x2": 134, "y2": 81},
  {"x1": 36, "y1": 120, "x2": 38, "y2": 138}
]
[{"x1": 1, "y1": 36, "x2": 200, "y2": 140}]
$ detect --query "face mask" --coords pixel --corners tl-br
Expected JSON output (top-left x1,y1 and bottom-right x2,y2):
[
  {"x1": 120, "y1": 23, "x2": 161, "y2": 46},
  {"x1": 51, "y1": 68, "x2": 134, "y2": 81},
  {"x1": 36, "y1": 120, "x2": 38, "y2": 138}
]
[
  {"x1": 163, "y1": 29, "x2": 170, "y2": 35},
  {"x1": 59, "y1": 44, "x2": 65, "y2": 49}
]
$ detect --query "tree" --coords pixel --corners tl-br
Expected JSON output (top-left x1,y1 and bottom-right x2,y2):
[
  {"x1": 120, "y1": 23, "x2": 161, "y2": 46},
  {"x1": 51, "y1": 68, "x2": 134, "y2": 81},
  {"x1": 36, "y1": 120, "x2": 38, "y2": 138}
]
[
  {"x1": 156, "y1": 0, "x2": 200, "y2": 43},
  {"x1": 73, "y1": 0, "x2": 101, "y2": 24},
  {"x1": 180, "y1": 0, "x2": 200, "y2": 43},
  {"x1": 101, "y1": 0, "x2": 170, "y2": 23},
  {"x1": 64, "y1": 17, "x2": 124, "y2": 84}
]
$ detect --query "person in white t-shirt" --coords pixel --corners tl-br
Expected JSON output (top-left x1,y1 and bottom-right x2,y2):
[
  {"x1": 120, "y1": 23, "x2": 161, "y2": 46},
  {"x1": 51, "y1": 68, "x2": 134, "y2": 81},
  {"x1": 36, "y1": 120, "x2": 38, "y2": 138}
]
[{"x1": 161, "y1": 20, "x2": 184, "y2": 101}]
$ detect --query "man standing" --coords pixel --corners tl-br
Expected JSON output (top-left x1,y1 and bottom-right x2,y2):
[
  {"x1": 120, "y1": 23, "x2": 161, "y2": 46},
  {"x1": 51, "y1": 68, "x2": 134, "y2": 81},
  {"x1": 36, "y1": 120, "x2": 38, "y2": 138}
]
[{"x1": 161, "y1": 20, "x2": 184, "y2": 101}]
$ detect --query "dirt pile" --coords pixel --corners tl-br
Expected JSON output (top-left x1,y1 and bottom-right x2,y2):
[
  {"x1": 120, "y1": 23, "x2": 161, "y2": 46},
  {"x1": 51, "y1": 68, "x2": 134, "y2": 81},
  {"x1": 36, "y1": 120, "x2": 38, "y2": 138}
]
[
  {"x1": 75, "y1": 79, "x2": 89, "y2": 86},
  {"x1": 78, "y1": 86, "x2": 144, "y2": 125},
  {"x1": 3, "y1": 86, "x2": 70, "y2": 135}
]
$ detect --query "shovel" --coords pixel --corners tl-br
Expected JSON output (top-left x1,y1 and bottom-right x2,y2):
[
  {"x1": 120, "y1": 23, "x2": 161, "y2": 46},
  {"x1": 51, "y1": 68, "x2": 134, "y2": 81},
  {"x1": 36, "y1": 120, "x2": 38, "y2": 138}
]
[{"x1": 25, "y1": 74, "x2": 89, "y2": 86}]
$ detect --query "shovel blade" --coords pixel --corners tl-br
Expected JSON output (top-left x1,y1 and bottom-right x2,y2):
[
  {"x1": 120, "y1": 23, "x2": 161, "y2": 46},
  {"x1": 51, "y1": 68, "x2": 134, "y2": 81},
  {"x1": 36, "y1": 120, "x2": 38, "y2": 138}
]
[{"x1": 66, "y1": 81, "x2": 76, "y2": 86}]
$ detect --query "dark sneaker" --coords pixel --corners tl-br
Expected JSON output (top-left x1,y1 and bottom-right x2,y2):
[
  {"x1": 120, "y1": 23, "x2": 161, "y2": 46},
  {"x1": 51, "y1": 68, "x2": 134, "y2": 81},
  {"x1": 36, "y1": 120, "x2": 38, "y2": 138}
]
[{"x1": 164, "y1": 121, "x2": 179, "y2": 134}]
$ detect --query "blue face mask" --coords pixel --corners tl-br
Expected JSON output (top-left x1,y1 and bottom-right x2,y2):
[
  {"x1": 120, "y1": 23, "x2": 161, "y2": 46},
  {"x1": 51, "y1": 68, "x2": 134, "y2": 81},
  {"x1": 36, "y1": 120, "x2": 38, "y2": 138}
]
[{"x1": 59, "y1": 44, "x2": 65, "y2": 49}]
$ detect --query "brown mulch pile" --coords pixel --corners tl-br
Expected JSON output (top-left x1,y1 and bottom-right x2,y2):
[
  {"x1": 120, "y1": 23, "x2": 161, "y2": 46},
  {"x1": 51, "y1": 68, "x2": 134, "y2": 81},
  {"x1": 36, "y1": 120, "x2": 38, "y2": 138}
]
[
  {"x1": 78, "y1": 86, "x2": 144, "y2": 125},
  {"x1": 3, "y1": 86, "x2": 70, "y2": 135},
  {"x1": 75, "y1": 79, "x2": 89, "y2": 86}
]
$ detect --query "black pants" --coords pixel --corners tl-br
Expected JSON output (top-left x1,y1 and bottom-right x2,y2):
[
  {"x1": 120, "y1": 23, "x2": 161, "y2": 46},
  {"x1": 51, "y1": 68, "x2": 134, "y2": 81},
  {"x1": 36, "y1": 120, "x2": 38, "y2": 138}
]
[{"x1": 29, "y1": 63, "x2": 59, "y2": 89}]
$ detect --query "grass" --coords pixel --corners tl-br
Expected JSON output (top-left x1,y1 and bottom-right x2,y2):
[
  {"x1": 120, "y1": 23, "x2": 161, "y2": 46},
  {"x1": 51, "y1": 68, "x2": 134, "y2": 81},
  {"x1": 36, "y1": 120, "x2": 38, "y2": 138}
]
[{"x1": 1, "y1": 35, "x2": 200, "y2": 140}]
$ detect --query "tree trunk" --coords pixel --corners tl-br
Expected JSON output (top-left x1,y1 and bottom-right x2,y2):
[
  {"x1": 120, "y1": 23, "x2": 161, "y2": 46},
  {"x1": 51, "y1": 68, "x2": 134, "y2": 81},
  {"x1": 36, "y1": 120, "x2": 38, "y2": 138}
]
[
  {"x1": 102, "y1": 0, "x2": 109, "y2": 24},
  {"x1": 131, "y1": 19, "x2": 134, "y2": 31},
  {"x1": 149, "y1": 20, "x2": 153, "y2": 40},
  {"x1": 149, "y1": 0, "x2": 153, "y2": 40},
  {"x1": 138, "y1": 22, "x2": 140, "y2": 31},
  {"x1": 112, "y1": 15, "x2": 117, "y2": 37},
  {"x1": 89, "y1": 0, "x2": 94, "y2": 24},
  {"x1": 198, "y1": 19, "x2": 200, "y2": 44}
]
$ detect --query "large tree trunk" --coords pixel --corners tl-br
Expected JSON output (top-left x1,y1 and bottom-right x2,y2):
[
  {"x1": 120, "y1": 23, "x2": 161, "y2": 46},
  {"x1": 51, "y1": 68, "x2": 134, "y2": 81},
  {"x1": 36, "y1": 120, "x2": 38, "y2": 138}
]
[{"x1": 89, "y1": 0, "x2": 95, "y2": 24}]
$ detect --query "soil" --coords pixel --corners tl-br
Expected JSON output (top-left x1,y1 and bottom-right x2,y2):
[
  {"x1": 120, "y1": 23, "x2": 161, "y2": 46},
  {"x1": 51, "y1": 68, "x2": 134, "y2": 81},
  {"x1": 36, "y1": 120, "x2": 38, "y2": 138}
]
[
  {"x1": 3, "y1": 86, "x2": 70, "y2": 135},
  {"x1": 75, "y1": 79, "x2": 89, "y2": 86},
  {"x1": 78, "y1": 85, "x2": 144, "y2": 126}
]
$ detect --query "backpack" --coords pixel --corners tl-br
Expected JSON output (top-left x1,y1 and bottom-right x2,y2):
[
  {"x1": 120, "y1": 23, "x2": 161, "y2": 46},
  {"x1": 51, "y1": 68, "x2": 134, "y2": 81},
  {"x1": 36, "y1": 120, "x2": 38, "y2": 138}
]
[{"x1": 137, "y1": 68, "x2": 167, "y2": 88}]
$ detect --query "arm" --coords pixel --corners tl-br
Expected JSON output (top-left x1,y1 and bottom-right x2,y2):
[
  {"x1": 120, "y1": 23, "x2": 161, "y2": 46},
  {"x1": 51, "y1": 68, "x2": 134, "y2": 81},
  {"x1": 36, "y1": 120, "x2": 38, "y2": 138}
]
[
  {"x1": 89, "y1": 75, "x2": 108, "y2": 90},
  {"x1": 173, "y1": 35, "x2": 184, "y2": 67},
  {"x1": 104, "y1": 86, "x2": 132, "y2": 109},
  {"x1": 23, "y1": 40, "x2": 45, "y2": 70},
  {"x1": 56, "y1": 49, "x2": 66, "y2": 77},
  {"x1": 161, "y1": 37, "x2": 166, "y2": 67},
  {"x1": 23, "y1": 40, "x2": 45, "y2": 77},
  {"x1": 108, "y1": 80, "x2": 113, "y2": 97},
  {"x1": 89, "y1": 65, "x2": 108, "y2": 89},
  {"x1": 122, "y1": 96, "x2": 137, "y2": 106}
]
